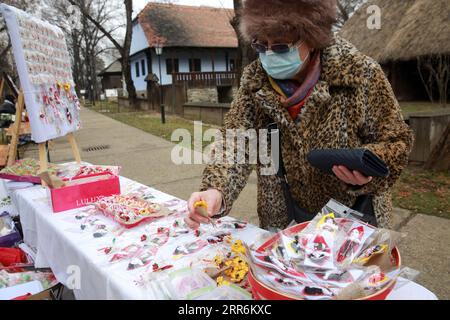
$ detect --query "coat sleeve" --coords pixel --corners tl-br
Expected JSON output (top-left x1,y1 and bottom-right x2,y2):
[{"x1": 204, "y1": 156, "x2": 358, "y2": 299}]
[
  {"x1": 347, "y1": 61, "x2": 414, "y2": 197},
  {"x1": 200, "y1": 63, "x2": 259, "y2": 217}
]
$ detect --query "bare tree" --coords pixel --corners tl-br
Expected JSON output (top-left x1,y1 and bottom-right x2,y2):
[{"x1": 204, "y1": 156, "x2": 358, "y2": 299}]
[
  {"x1": 335, "y1": 0, "x2": 367, "y2": 30},
  {"x1": 67, "y1": 0, "x2": 137, "y2": 106},
  {"x1": 424, "y1": 121, "x2": 450, "y2": 171},
  {"x1": 0, "y1": 0, "x2": 39, "y2": 81},
  {"x1": 417, "y1": 55, "x2": 449, "y2": 107}
]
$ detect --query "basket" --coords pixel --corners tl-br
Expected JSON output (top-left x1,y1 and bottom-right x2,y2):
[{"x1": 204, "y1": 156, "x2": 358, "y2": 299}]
[{"x1": 248, "y1": 220, "x2": 401, "y2": 300}]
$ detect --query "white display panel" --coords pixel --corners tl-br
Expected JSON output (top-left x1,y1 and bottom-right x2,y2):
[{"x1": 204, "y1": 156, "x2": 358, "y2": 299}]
[{"x1": 0, "y1": 4, "x2": 81, "y2": 143}]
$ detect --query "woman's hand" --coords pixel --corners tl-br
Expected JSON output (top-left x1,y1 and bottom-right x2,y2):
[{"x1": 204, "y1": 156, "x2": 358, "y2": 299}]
[
  {"x1": 332, "y1": 166, "x2": 373, "y2": 186},
  {"x1": 185, "y1": 189, "x2": 223, "y2": 230}
]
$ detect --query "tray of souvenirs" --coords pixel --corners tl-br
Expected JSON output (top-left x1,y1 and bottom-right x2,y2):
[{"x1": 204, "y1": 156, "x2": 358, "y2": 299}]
[
  {"x1": 55, "y1": 163, "x2": 121, "y2": 181},
  {"x1": 93, "y1": 194, "x2": 171, "y2": 228},
  {"x1": 244, "y1": 200, "x2": 418, "y2": 300},
  {"x1": 0, "y1": 158, "x2": 58, "y2": 184}
]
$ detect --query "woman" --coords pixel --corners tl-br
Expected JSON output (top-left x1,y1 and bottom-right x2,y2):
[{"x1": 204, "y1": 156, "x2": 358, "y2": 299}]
[{"x1": 185, "y1": 0, "x2": 413, "y2": 230}]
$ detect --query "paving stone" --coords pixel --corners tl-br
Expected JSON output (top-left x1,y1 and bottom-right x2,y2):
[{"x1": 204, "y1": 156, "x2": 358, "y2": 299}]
[{"x1": 397, "y1": 214, "x2": 450, "y2": 300}]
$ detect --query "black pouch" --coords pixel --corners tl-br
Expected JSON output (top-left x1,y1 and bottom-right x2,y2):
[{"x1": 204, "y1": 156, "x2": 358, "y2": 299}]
[
  {"x1": 267, "y1": 123, "x2": 378, "y2": 227},
  {"x1": 307, "y1": 149, "x2": 390, "y2": 178}
]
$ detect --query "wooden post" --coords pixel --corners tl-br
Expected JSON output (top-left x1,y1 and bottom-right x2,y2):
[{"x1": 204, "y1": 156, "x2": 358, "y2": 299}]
[
  {"x1": 38, "y1": 143, "x2": 48, "y2": 173},
  {"x1": 67, "y1": 133, "x2": 81, "y2": 164},
  {"x1": 0, "y1": 77, "x2": 5, "y2": 102},
  {"x1": 6, "y1": 91, "x2": 24, "y2": 166},
  {"x1": 38, "y1": 143, "x2": 48, "y2": 187}
]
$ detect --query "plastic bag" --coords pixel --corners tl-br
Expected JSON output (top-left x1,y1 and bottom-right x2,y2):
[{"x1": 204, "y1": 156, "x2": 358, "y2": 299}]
[
  {"x1": 0, "y1": 213, "x2": 22, "y2": 247},
  {"x1": 334, "y1": 265, "x2": 419, "y2": 300},
  {"x1": 251, "y1": 264, "x2": 334, "y2": 300},
  {"x1": 333, "y1": 220, "x2": 376, "y2": 268},
  {"x1": 0, "y1": 214, "x2": 14, "y2": 237},
  {"x1": 163, "y1": 268, "x2": 216, "y2": 300},
  {"x1": 352, "y1": 229, "x2": 403, "y2": 272}
]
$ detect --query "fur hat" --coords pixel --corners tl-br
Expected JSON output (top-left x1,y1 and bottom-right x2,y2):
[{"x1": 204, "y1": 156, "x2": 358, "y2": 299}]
[{"x1": 239, "y1": 0, "x2": 337, "y2": 49}]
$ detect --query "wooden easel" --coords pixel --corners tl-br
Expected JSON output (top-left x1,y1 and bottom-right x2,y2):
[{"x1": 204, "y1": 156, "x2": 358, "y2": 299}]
[{"x1": 0, "y1": 74, "x2": 82, "y2": 182}]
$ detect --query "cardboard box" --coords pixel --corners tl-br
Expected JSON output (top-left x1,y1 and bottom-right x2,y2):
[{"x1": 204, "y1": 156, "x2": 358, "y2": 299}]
[{"x1": 49, "y1": 173, "x2": 120, "y2": 213}]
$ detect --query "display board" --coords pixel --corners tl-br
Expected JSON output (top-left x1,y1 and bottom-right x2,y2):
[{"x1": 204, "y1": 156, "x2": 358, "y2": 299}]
[{"x1": 0, "y1": 4, "x2": 81, "y2": 143}]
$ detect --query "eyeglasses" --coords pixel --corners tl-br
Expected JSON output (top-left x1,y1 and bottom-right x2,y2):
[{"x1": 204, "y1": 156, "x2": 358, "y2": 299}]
[{"x1": 251, "y1": 39, "x2": 302, "y2": 54}]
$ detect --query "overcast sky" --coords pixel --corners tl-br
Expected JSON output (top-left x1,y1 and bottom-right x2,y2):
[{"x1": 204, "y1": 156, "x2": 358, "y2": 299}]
[{"x1": 134, "y1": 0, "x2": 234, "y2": 15}]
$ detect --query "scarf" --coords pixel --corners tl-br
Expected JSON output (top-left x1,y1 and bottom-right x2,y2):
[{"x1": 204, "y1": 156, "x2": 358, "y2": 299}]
[{"x1": 269, "y1": 51, "x2": 322, "y2": 121}]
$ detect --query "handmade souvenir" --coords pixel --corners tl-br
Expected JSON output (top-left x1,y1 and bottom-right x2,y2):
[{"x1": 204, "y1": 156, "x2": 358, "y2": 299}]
[
  {"x1": 247, "y1": 249, "x2": 308, "y2": 282},
  {"x1": 0, "y1": 159, "x2": 57, "y2": 184},
  {"x1": 352, "y1": 229, "x2": 402, "y2": 271},
  {"x1": 145, "y1": 227, "x2": 170, "y2": 246},
  {"x1": 277, "y1": 234, "x2": 304, "y2": 260},
  {"x1": 127, "y1": 250, "x2": 156, "y2": 271},
  {"x1": 173, "y1": 240, "x2": 208, "y2": 259},
  {"x1": 170, "y1": 219, "x2": 190, "y2": 237},
  {"x1": 317, "y1": 213, "x2": 339, "y2": 233},
  {"x1": 306, "y1": 268, "x2": 365, "y2": 289},
  {"x1": 79, "y1": 217, "x2": 110, "y2": 238},
  {"x1": 108, "y1": 244, "x2": 142, "y2": 263},
  {"x1": 94, "y1": 195, "x2": 170, "y2": 228},
  {"x1": 335, "y1": 222, "x2": 375, "y2": 266},
  {"x1": 336, "y1": 226, "x2": 365, "y2": 263},
  {"x1": 217, "y1": 219, "x2": 248, "y2": 230},
  {"x1": 202, "y1": 238, "x2": 250, "y2": 290},
  {"x1": 353, "y1": 244, "x2": 389, "y2": 265},
  {"x1": 304, "y1": 234, "x2": 333, "y2": 268},
  {"x1": 260, "y1": 270, "x2": 306, "y2": 296},
  {"x1": 302, "y1": 285, "x2": 334, "y2": 300},
  {"x1": 206, "y1": 232, "x2": 232, "y2": 244}
]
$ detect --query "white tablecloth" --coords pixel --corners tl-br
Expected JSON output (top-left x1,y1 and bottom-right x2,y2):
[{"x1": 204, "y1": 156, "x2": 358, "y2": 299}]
[{"x1": 4, "y1": 177, "x2": 438, "y2": 300}]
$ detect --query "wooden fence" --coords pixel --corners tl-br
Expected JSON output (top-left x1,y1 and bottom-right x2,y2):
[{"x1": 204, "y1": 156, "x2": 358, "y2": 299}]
[{"x1": 173, "y1": 71, "x2": 238, "y2": 87}]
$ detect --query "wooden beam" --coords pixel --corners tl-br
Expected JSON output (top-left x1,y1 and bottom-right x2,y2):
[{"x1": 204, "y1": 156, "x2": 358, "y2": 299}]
[
  {"x1": 67, "y1": 133, "x2": 82, "y2": 164},
  {"x1": 7, "y1": 91, "x2": 24, "y2": 166},
  {"x1": 38, "y1": 143, "x2": 48, "y2": 187},
  {"x1": 0, "y1": 77, "x2": 5, "y2": 103}
]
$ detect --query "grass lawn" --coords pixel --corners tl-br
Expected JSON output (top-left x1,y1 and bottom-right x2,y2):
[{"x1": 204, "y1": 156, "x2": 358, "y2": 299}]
[
  {"x1": 400, "y1": 101, "x2": 450, "y2": 116},
  {"x1": 393, "y1": 166, "x2": 450, "y2": 219},
  {"x1": 85, "y1": 101, "x2": 216, "y2": 150}
]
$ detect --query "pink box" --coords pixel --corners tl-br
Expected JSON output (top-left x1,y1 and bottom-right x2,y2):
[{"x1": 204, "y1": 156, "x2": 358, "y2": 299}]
[{"x1": 48, "y1": 173, "x2": 121, "y2": 213}]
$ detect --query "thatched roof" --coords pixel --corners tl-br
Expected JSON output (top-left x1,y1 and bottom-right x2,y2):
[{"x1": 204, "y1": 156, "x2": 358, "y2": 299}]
[
  {"x1": 340, "y1": 0, "x2": 450, "y2": 63},
  {"x1": 137, "y1": 3, "x2": 237, "y2": 48}
]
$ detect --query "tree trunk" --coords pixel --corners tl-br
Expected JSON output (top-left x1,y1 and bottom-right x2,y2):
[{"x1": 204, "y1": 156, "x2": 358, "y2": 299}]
[
  {"x1": 424, "y1": 122, "x2": 450, "y2": 171},
  {"x1": 123, "y1": 0, "x2": 137, "y2": 106},
  {"x1": 71, "y1": 30, "x2": 83, "y2": 97},
  {"x1": 231, "y1": 0, "x2": 257, "y2": 86},
  {"x1": 121, "y1": 57, "x2": 136, "y2": 104}
]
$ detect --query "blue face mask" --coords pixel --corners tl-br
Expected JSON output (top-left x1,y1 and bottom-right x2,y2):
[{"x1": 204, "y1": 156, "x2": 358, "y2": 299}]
[{"x1": 259, "y1": 46, "x2": 307, "y2": 80}]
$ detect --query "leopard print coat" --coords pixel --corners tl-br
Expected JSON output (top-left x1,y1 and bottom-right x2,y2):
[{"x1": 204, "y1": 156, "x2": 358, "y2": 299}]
[{"x1": 200, "y1": 36, "x2": 414, "y2": 230}]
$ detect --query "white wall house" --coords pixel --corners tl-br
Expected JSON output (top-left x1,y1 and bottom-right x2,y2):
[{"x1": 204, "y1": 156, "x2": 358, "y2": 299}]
[{"x1": 129, "y1": 3, "x2": 238, "y2": 92}]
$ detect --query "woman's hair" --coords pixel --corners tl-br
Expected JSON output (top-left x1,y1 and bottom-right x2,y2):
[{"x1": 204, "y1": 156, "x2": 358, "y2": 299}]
[{"x1": 239, "y1": 0, "x2": 337, "y2": 49}]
